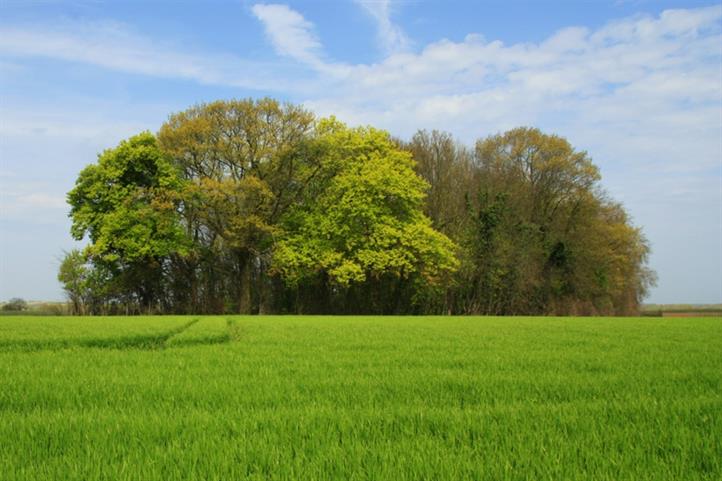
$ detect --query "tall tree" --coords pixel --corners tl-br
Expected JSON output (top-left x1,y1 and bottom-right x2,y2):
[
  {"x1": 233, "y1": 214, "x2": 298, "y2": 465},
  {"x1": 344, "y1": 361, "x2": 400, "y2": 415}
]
[
  {"x1": 158, "y1": 98, "x2": 315, "y2": 313},
  {"x1": 67, "y1": 132, "x2": 188, "y2": 313},
  {"x1": 464, "y1": 127, "x2": 652, "y2": 314},
  {"x1": 273, "y1": 118, "x2": 459, "y2": 314}
]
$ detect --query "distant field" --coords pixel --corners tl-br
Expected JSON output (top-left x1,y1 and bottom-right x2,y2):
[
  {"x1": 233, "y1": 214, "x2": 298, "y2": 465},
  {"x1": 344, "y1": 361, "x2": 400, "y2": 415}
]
[
  {"x1": 642, "y1": 304, "x2": 722, "y2": 317},
  {"x1": 1, "y1": 316, "x2": 720, "y2": 480}
]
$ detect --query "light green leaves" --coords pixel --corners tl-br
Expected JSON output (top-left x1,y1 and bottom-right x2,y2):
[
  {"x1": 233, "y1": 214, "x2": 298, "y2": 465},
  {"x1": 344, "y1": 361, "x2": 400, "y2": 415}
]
[
  {"x1": 68, "y1": 132, "x2": 188, "y2": 263},
  {"x1": 273, "y1": 119, "x2": 458, "y2": 288}
]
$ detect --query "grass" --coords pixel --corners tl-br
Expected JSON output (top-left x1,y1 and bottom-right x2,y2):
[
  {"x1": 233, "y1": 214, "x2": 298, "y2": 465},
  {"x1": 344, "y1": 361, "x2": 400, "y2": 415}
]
[
  {"x1": 0, "y1": 315, "x2": 193, "y2": 350},
  {"x1": 0, "y1": 315, "x2": 720, "y2": 480},
  {"x1": 165, "y1": 316, "x2": 231, "y2": 347}
]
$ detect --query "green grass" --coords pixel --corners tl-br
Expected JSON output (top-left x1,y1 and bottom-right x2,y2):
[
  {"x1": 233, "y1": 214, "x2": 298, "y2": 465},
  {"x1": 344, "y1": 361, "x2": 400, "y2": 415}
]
[
  {"x1": 165, "y1": 316, "x2": 231, "y2": 347},
  {"x1": 0, "y1": 316, "x2": 720, "y2": 480},
  {"x1": 0, "y1": 315, "x2": 193, "y2": 350}
]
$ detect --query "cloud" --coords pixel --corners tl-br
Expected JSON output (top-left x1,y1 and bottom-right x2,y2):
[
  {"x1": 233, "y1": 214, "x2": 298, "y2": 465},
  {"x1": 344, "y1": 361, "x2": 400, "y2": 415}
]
[
  {"x1": 0, "y1": 20, "x2": 301, "y2": 91},
  {"x1": 14, "y1": 193, "x2": 66, "y2": 209},
  {"x1": 354, "y1": 0, "x2": 410, "y2": 54},
  {"x1": 1, "y1": 185, "x2": 68, "y2": 223},
  {"x1": 251, "y1": 3, "x2": 350, "y2": 77},
  {"x1": 251, "y1": 4, "x2": 321, "y2": 66},
  {"x1": 298, "y1": 5, "x2": 721, "y2": 149}
]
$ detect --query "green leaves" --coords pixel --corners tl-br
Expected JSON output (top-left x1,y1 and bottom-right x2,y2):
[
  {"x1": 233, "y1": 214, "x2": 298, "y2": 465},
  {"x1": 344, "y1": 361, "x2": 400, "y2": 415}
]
[
  {"x1": 273, "y1": 120, "x2": 458, "y2": 288},
  {"x1": 68, "y1": 132, "x2": 188, "y2": 264},
  {"x1": 62, "y1": 99, "x2": 653, "y2": 315}
]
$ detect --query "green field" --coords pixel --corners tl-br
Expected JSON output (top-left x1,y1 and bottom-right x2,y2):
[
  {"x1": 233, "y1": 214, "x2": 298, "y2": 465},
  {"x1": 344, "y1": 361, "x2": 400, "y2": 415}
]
[{"x1": 1, "y1": 316, "x2": 720, "y2": 480}]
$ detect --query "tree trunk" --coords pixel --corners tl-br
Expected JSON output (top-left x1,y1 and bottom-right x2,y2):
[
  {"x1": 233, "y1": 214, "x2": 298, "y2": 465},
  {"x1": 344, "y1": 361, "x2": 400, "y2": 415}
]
[{"x1": 238, "y1": 252, "x2": 253, "y2": 314}]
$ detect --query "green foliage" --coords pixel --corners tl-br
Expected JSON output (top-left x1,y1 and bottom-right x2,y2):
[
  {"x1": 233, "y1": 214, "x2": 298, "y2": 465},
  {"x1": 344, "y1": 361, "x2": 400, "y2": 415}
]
[
  {"x1": 1, "y1": 298, "x2": 27, "y2": 312},
  {"x1": 67, "y1": 132, "x2": 189, "y2": 312},
  {"x1": 408, "y1": 126, "x2": 655, "y2": 315},
  {"x1": 1, "y1": 315, "x2": 720, "y2": 480},
  {"x1": 274, "y1": 119, "x2": 458, "y2": 290},
  {"x1": 63, "y1": 99, "x2": 655, "y2": 315},
  {"x1": 68, "y1": 132, "x2": 188, "y2": 263},
  {"x1": 57, "y1": 249, "x2": 90, "y2": 314},
  {"x1": 158, "y1": 98, "x2": 316, "y2": 313}
]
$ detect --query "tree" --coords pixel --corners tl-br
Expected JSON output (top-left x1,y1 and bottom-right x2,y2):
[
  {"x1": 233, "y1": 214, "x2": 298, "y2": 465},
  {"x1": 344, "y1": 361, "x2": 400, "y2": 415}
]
[
  {"x1": 158, "y1": 98, "x2": 315, "y2": 313},
  {"x1": 406, "y1": 130, "x2": 474, "y2": 237},
  {"x1": 63, "y1": 98, "x2": 655, "y2": 316},
  {"x1": 460, "y1": 127, "x2": 653, "y2": 315},
  {"x1": 57, "y1": 249, "x2": 90, "y2": 315},
  {"x1": 2, "y1": 298, "x2": 27, "y2": 312},
  {"x1": 67, "y1": 132, "x2": 188, "y2": 313},
  {"x1": 272, "y1": 118, "x2": 459, "y2": 314}
]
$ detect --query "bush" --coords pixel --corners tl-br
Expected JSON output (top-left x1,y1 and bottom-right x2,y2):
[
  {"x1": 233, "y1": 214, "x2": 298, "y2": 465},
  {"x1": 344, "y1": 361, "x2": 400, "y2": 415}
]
[{"x1": 2, "y1": 298, "x2": 28, "y2": 311}]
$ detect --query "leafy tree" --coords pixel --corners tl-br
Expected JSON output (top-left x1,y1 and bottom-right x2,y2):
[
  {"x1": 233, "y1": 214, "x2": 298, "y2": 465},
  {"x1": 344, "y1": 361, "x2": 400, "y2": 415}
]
[
  {"x1": 62, "y1": 98, "x2": 654, "y2": 316},
  {"x1": 465, "y1": 127, "x2": 652, "y2": 314},
  {"x1": 273, "y1": 119, "x2": 459, "y2": 313},
  {"x1": 57, "y1": 249, "x2": 90, "y2": 315},
  {"x1": 2, "y1": 298, "x2": 27, "y2": 312},
  {"x1": 158, "y1": 98, "x2": 315, "y2": 313},
  {"x1": 67, "y1": 132, "x2": 188, "y2": 312}
]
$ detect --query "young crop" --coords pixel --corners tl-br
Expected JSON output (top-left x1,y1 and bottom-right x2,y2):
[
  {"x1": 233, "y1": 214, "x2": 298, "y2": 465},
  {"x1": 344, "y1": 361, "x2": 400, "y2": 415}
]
[
  {"x1": 165, "y1": 317, "x2": 231, "y2": 347},
  {"x1": 0, "y1": 316, "x2": 720, "y2": 480}
]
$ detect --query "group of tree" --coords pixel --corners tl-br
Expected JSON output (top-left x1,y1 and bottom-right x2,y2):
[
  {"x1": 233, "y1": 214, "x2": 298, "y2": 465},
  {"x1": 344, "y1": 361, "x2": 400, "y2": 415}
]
[
  {"x1": 1, "y1": 298, "x2": 27, "y2": 312},
  {"x1": 59, "y1": 98, "x2": 655, "y2": 316}
]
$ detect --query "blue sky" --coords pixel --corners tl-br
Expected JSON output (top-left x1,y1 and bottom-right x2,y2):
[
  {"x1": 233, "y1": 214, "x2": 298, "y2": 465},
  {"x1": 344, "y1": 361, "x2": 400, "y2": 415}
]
[{"x1": 0, "y1": 0, "x2": 720, "y2": 304}]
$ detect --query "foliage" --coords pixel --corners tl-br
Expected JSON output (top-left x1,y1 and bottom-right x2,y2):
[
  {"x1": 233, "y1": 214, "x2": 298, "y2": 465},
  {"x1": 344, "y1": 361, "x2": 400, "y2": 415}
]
[
  {"x1": 158, "y1": 98, "x2": 315, "y2": 313},
  {"x1": 273, "y1": 119, "x2": 458, "y2": 308},
  {"x1": 63, "y1": 99, "x2": 655, "y2": 315},
  {"x1": 57, "y1": 249, "x2": 90, "y2": 315},
  {"x1": 407, "y1": 127, "x2": 655, "y2": 315},
  {"x1": 67, "y1": 132, "x2": 188, "y2": 312},
  {"x1": 1, "y1": 298, "x2": 27, "y2": 312}
]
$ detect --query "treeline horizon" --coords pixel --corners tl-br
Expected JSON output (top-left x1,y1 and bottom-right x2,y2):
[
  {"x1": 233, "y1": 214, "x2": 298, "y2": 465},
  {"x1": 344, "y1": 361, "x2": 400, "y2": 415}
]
[{"x1": 58, "y1": 98, "x2": 655, "y2": 316}]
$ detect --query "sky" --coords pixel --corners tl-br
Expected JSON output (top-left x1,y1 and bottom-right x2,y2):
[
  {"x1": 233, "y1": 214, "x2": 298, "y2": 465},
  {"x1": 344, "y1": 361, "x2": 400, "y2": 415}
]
[{"x1": 0, "y1": 0, "x2": 720, "y2": 304}]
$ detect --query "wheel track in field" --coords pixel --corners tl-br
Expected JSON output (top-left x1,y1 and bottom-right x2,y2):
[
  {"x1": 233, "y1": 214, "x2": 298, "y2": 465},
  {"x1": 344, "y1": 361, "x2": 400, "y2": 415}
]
[
  {"x1": 0, "y1": 318, "x2": 200, "y2": 352},
  {"x1": 1, "y1": 317, "x2": 244, "y2": 353},
  {"x1": 227, "y1": 318, "x2": 242, "y2": 342},
  {"x1": 163, "y1": 318, "x2": 237, "y2": 348}
]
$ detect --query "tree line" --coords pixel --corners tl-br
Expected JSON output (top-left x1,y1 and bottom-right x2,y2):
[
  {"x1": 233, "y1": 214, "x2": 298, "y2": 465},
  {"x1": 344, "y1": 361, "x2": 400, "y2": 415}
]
[{"x1": 58, "y1": 98, "x2": 655, "y2": 316}]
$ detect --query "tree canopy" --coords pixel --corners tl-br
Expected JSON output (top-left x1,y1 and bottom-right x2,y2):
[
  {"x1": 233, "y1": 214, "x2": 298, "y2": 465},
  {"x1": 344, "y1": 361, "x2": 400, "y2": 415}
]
[{"x1": 61, "y1": 98, "x2": 655, "y2": 316}]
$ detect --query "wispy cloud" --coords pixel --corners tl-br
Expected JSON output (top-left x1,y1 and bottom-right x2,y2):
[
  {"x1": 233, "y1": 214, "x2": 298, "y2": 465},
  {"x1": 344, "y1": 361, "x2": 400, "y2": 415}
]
[
  {"x1": 354, "y1": 0, "x2": 411, "y2": 54},
  {"x1": 251, "y1": 4, "x2": 322, "y2": 66},
  {"x1": 0, "y1": 20, "x2": 299, "y2": 90},
  {"x1": 1, "y1": 185, "x2": 68, "y2": 222},
  {"x1": 251, "y1": 3, "x2": 350, "y2": 76}
]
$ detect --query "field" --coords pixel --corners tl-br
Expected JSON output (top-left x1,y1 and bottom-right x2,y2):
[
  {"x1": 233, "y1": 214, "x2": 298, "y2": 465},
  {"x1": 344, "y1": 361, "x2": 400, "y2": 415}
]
[{"x1": 1, "y1": 316, "x2": 720, "y2": 480}]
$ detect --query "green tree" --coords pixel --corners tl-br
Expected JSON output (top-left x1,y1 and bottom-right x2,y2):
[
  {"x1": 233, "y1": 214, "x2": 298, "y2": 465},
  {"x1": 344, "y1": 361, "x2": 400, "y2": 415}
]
[
  {"x1": 57, "y1": 249, "x2": 90, "y2": 315},
  {"x1": 158, "y1": 98, "x2": 315, "y2": 313},
  {"x1": 273, "y1": 118, "x2": 459, "y2": 313},
  {"x1": 67, "y1": 132, "x2": 188, "y2": 313},
  {"x1": 2, "y1": 298, "x2": 27, "y2": 312},
  {"x1": 463, "y1": 127, "x2": 653, "y2": 315}
]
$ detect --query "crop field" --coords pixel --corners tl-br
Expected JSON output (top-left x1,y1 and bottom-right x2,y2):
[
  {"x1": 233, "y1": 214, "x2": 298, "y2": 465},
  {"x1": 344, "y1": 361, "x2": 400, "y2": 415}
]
[{"x1": 0, "y1": 316, "x2": 720, "y2": 480}]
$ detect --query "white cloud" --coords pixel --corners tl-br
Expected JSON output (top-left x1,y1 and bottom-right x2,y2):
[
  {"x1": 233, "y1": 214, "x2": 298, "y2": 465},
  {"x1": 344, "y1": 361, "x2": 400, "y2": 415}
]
[
  {"x1": 294, "y1": 5, "x2": 722, "y2": 153},
  {"x1": 354, "y1": 0, "x2": 410, "y2": 54},
  {"x1": 1, "y1": 184, "x2": 68, "y2": 222},
  {"x1": 251, "y1": 3, "x2": 349, "y2": 77},
  {"x1": 14, "y1": 193, "x2": 66, "y2": 209},
  {"x1": 251, "y1": 4, "x2": 321, "y2": 66},
  {"x1": 0, "y1": 20, "x2": 302, "y2": 91}
]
